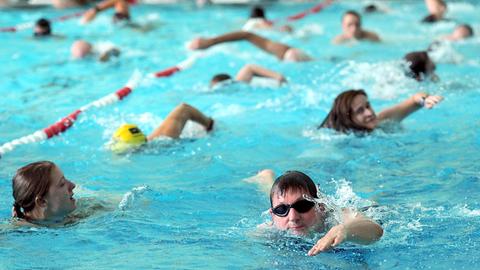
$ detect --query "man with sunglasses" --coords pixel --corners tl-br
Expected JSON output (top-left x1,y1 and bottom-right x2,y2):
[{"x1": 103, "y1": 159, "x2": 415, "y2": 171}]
[{"x1": 245, "y1": 170, "x2": 383, "y2": 256}]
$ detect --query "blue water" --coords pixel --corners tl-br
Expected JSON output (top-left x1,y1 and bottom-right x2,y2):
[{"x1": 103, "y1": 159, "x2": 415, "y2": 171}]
[{"x1": 1, "y1": 1, "x2": 480, "y2": 269}]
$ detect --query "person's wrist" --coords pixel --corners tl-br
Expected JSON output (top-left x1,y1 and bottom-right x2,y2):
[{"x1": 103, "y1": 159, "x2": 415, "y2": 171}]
[{"x1": 93, "y1": 5, "x2": 101, "y2": 12}]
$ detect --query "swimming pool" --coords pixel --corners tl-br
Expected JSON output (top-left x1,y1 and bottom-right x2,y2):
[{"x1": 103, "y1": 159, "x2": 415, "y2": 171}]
[{"x1": 1, "y1": 1, "x2": 480, "y2": 269}]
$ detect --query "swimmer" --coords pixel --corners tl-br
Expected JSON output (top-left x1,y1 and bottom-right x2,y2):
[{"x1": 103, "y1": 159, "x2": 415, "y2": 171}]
[
  {"x1": 12, "y1": 161, "x2": 76, "y2": 226},
  {"x1": 33, "y1": 18, "x2": 52, "y2": 37},
  {"x1": 188, "y1": 31, "x2": 312, "y2": 62},
  {"x1": 319, "y1": 89, "x2": 443, "y2": 133},
  {"x1": 71, "y1": 40, "x2": 121, "y2": 62},
  {"x1": 332, "y1": 10, "x2": 380, "y2": 44},
  {"x1": 210, "y1": 64, "x2": 286, "y2": 88},
  {"x1": 422, "y1": 0, "x2": 446, "y2": 23},
  {"x1": 108, "y1": 103, "x2": 214, "y2": 154},
  {"x1": 442, "y1": 24, "x2": 474, "y2": 41},
  {"x1": 404, "y1": 51, "x2": 438, "y2": 81},
  {"x1": 245, "y1": 170, "x2": 383, "y2": 256},
  {"x1": 82, "y1": 0, "x2": 130, "y2": 24},
  {"x1": 243, "y1": 6, "x2": 293, "y2": 33}
]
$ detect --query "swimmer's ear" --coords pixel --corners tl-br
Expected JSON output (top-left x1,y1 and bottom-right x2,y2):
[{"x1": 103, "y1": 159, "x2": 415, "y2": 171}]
[{"x1": 35, "y1": 196, "x2": 47, "y2": 208}]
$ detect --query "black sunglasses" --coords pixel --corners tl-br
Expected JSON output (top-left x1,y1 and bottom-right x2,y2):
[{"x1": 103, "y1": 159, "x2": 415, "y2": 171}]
[{"x1": 272, "y1": 199, "x2": 316, "y2": 217}]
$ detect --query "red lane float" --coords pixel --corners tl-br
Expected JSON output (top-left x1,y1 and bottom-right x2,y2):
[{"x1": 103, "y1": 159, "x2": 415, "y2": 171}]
[
  {"x1": 0, "y1": 54, "x2": 203, "y2": 158},
  {"x1": 0, "y1": 72, "x2": 141, "y2": 158},
  {"x1": 270, "y1": 0, "x2": 333, "y2": 24}
]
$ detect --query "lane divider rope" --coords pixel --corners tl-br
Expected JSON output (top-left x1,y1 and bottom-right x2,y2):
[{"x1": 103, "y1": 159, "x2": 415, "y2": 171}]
[{"x1": 0, "y1": 53, "x2": 202, "y2": 158}]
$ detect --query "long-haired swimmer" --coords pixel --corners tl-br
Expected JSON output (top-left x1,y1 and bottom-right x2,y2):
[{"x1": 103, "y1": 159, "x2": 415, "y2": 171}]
[
  {"x1": 188, "y1": 31, "x2": 312, "y2": 62},
  {"x1": 12, "y1": 161, "x2": 77, "y2": 226},
  {"x1": 108, "y1": 103, "x2": 214, "y2": 154},
  {"x1": 244, "y1": 170, "x2": 383, "y2": 256},
  {"x1": 320, "y1": 89, "x2": 443, "y2": 134},
  {"x1": 210, "y1": 64, "x2": 286, "y2": 89}
]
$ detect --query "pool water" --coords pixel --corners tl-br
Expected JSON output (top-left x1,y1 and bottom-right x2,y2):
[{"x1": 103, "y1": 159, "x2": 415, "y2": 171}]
[{"x1": 1, "y1": 1, "x2": 480, "y2": 269}]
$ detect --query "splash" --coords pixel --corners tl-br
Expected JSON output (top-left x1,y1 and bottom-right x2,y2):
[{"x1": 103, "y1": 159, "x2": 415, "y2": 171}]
[{"x1": 118, "y1": 185, "x2": 150, "y2": 211}]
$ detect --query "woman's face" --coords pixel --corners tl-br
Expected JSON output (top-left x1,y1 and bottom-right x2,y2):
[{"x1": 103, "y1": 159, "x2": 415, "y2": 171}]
[
  {"x1": 43, "y1": 166, "x2": 76, "y2": 220},
  {"x1": 350, "y1": 94, "x2": 377, "y2": 130}
]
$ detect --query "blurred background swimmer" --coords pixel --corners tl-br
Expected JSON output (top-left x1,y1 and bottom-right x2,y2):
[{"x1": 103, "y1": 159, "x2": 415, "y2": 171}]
[
  {"x1": 319, "y1": 89, "x2": 443, "y2": 134},
  {"x1": 188, "y1": 31, "x2": 312, "y2": 62},
  {"x1": 403, "y1": 51, "x2": 438, "y2": 81},
  {"x1": 71, "y1": 40, "x2": 121, "y2": 62},
  {"x1": 82, "y1": 0, "x2": 130, "y2": 24},
  {"x1": 422, "y1": 0, "x2": 447, "y2": 23},
  {"x1": 108, "y1": 103, "x2": 214, "y2": 154},
  {"x1": 333, "y1": 10, "x2": 380, "y2": 44},
  {"x1": 441, "y1": 24, "x2": 474, "y2": 41},
  {"x1": 33, "y1": 18, "x2": 65, "y2": 39},
  {"x1": 210, "y1": 64, "x2": 286, "y2": 89},
  {"x1": 244, "y1": 170, "x2": 383, "y2": 256},
  {"x1": 243, "y1": 5, "x2": 293, "y2": 33}
]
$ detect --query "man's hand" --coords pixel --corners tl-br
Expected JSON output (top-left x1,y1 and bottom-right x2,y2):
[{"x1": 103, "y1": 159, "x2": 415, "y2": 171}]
[{"x1": 308, "y1": 224, "x2": 347, "y2": 256}]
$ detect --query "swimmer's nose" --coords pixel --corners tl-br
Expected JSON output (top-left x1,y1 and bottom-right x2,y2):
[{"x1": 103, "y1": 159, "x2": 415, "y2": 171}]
[
  {"x1": 288, "y1": 208, "x2": 300, "y2": 221},
  {"x1": 68, "y1": 180, "x2": 76, "y2": 191}
]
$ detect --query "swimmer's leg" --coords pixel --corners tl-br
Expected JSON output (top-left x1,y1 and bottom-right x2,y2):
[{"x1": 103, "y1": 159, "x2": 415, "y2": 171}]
[
  {"x1": 147, "y1": 103, "x2": 213, "y2": 140},
  {"x1": 193, "y1": 31, "x2": 290, "y2": 60},
  {"x1": 243, "y1": 169, "x2": 275, "y2": 195}
]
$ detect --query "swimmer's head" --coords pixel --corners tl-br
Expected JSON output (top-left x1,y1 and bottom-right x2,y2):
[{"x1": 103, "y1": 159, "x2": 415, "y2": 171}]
[
  {"x1": 34, "y1": 18, "x2": 51, "y2": 37},
  {"x1": 363, "y1": 4, "x2": 378, "y2": 13},
  {"x1": 210, "y1": 73, "x2": 232, "y2": 88},
  {"x1": 71, "y1": 40, "x2": 93, "y2": 59},
  {"x1": 12, "y1": 161, "x2": 76, "y2": 222},
  {"x1": 404, "y1": 51, "x2": 436, "y2": 81},
  {"x1": 451, "y1": 24, "x2": 474, "y2": 41},
  {"x1": 109, "y1": 124, "x2": 147, "y2": 154},
  {"x1": 269, "y1": 171, "x2": 324, "y2": 235},
  {"x1": 320, "y1": 89, "x2": 377, "y2": 133},
  {"x1": 113, "y1": 12, "x2": 130, "y2": 24},
  {"x1": 250, "y1": 6, "x2": 266, "y2": 19},
  {"x1": 342, "y1": 10, "x2": 362, "y2": 38}
]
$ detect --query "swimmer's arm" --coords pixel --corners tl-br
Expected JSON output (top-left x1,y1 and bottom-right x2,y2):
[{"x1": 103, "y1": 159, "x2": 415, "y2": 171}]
[
  {"x1": 82, "y1": 0, "x2": 118, "y2": 23},
  {"x1": 332, "y1": 35, "x2": 347, "y2": 45},
  {"x1": 308, "y1": 209, "x2": 383, "y2": 256},
  {"x1": 377, "y1": 93, "x2": 443, "y2": 122},
  {"x1": 340, "y1": 209, "x2": 383, "y2": 245},
  {"x1": 235, "y1": 64, "x2": 286, "y2": 84},
  {"x1": 364, "y1": 31, "x2": 381, "y2": 42}
]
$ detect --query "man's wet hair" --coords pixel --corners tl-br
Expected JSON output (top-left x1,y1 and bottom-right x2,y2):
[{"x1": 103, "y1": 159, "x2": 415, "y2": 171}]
[
  {"x1": 403, "y1": 51, "x2": 435, "y2": 80},
  {"x1": 458, "y1": 24, "x2": 474, "y2": 37},
  {"x1": 364, "y1": 4, "x2": 378, "y2": 13},
  {"x1": 343, "y1": 10, "x2": 361, "y2": 21},
  {"x1": 34, "y1": 18, "x2": 51, "y2": 37},
  {"x1": 250, "y1": 6, "x2": 266, "y2": 19},
  {"x1": 269, "y1": 171, "x2": 318, "y2": 207},
  {"x1": 210, "y1": 73, "x2": 232, "y2": 86}
]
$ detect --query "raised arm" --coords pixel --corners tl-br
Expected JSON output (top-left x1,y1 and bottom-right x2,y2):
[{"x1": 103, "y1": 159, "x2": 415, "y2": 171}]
[
  {"x1": 377, "y1": 92, "x2": 443, "y2": 123},
  {"x1": 308, "y1": 209, "x2": 383, "y2": 256},
  {"x1": 235, "y1": 64, "x2": 286, "y2": 84},
  {"x1": 82, "y1": 0, "x2": 125, "y2": 23}
]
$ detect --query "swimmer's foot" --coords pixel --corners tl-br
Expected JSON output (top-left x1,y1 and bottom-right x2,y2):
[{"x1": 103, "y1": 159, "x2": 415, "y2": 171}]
[
  {"x1": 206, "y1": 117, "x2": 214, "y2": 132},
  {"x1": 188, "y1": 37, "x2": 210, "y2": 50},
  {"x1": 243, "y1": 169, "x2": 275, "y2": 194}
]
